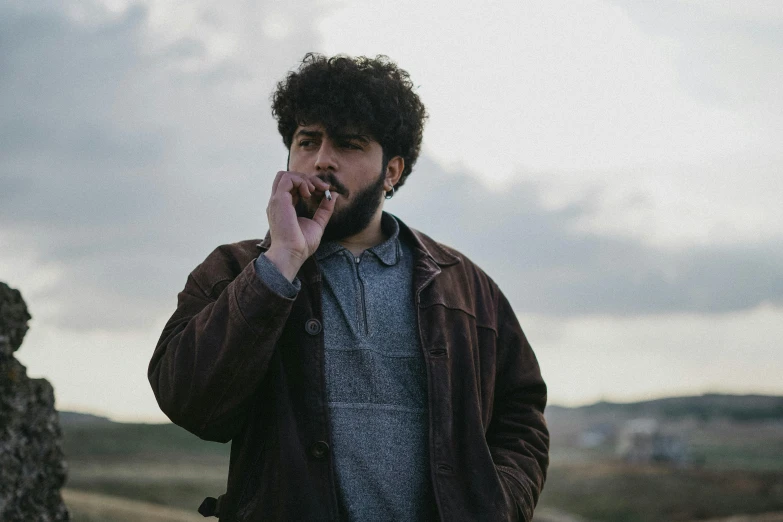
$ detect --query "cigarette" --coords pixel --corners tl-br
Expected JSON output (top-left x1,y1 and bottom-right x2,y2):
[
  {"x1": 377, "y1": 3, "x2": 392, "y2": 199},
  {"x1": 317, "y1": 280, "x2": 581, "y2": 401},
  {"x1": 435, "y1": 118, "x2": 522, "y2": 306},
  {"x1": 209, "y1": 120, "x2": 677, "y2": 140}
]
[{"x1": 324, "y1": 189, "x2": 332, "y2": 201}]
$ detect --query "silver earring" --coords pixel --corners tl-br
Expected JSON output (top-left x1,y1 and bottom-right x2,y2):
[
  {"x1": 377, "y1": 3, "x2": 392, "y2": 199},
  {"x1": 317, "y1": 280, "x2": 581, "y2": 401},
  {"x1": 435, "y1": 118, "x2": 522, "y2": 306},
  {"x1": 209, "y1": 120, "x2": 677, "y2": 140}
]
[{"x1": 384, "y1": 186, "x2": 395, "y2": 199}]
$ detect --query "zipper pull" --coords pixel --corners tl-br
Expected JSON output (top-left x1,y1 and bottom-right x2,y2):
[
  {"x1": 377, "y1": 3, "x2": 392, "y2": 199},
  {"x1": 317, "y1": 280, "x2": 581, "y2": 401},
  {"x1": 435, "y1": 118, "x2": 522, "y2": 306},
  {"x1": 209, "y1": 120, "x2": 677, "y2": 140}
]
[{"x1": 355, "y1": 257, "x2": 361, "y2": 264}]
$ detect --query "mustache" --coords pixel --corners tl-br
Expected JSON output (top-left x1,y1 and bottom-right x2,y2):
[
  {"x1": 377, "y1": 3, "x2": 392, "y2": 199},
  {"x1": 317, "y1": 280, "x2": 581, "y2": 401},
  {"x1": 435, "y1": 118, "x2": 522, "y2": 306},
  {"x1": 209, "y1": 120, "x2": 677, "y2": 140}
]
[{"x1": 316, "y1": 173, "x2": 349, "y2": 197}]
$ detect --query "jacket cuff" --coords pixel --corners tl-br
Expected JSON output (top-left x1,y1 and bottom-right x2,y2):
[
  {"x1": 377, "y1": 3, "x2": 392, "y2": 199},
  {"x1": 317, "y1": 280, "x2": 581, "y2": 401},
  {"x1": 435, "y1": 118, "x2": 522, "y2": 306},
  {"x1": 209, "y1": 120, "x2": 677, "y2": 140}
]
[
  {"x1": 254, "y1": 254, "x2": 302, "y2": 298},
  {"x1": 231, "y1": 257, "x2": 298, "y2": 334}
]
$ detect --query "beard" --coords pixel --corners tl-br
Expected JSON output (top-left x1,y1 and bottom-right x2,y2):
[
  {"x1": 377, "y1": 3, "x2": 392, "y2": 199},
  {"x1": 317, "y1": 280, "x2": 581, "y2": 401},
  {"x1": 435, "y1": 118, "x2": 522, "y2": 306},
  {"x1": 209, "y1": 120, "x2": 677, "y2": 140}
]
[{"x1": 295, "y1": 169, "x2": 386, "y2": 242}]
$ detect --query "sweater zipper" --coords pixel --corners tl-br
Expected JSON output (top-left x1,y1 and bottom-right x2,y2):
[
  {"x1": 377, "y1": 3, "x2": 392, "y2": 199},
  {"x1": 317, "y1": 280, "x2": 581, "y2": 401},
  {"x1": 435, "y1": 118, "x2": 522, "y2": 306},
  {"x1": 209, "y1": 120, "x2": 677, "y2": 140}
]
[{"x1": 354, "y1": 256, "x2": 369, "y2": 335}]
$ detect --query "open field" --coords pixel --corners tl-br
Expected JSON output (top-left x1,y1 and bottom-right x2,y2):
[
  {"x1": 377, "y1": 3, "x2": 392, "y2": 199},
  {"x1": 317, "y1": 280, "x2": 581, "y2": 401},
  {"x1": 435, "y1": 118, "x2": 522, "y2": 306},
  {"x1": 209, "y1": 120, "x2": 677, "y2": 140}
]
[
  {"x1": 64, "y1": 459, "x2": 783, "y2": 521},
  {"x1": 537, "y1": 462, "x2": 783, "y2": 522},
  {"x1": 65, "y1": 457, "x2": 228, "y2": 513},
  {"x1": 63, "y1": 489, "x2": 202, "y2": 522},
  {"x1": 60, "y1": 395, "x2": 783, "y2": 521},
  {"x1": 698, "y1": 515, "x2": 783, "y2": 522}
]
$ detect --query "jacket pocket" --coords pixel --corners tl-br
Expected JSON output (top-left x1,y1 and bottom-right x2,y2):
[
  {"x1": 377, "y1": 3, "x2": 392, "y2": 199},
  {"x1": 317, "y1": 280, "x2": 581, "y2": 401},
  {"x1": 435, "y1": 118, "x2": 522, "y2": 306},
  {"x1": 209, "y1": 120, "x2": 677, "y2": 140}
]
[{"x1": 496, "y1": 465, "x2": 534, "y2": 522}]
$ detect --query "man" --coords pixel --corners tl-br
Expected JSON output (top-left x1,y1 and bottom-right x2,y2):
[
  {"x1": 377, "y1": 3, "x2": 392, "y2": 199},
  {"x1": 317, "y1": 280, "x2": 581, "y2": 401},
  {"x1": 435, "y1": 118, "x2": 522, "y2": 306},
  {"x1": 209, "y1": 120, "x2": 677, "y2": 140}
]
[{"x1": 149, "y1": 53, "x2": 548, "y2": 522}]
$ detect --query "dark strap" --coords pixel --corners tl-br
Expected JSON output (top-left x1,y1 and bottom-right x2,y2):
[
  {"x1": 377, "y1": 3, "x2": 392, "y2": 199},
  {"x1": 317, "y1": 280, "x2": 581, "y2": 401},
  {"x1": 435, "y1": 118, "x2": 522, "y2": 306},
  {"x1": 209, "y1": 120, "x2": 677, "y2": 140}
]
[{"x1": 198, "y1": 494, "x2": 224, "y2": 518}]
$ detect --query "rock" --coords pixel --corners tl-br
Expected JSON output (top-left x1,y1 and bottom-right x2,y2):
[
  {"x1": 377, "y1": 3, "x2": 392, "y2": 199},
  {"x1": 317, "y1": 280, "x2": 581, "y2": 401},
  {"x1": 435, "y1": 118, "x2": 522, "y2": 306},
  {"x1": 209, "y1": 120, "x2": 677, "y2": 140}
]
[{"x1": 0, "y1": 282, "x2": 69, "y2": 521}]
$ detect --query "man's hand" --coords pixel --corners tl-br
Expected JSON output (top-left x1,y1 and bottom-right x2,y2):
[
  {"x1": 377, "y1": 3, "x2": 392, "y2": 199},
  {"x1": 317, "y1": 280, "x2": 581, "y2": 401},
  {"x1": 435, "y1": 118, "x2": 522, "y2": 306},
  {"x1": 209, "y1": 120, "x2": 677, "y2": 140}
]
[{"x1": 264, "y1": 171, "x2": 337, "y2": 281}]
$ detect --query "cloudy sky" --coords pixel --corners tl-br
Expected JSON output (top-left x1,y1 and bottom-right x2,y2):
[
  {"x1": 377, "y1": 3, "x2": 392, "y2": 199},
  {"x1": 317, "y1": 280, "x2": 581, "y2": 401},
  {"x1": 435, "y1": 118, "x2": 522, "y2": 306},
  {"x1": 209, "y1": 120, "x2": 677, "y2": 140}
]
[{"x1": 2, "y1": 0, "x2": 781, "y2": 422}]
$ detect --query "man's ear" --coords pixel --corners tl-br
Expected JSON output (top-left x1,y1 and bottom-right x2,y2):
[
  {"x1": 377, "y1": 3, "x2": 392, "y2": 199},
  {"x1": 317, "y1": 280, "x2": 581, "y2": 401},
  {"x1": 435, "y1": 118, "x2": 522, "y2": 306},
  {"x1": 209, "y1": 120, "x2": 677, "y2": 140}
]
[{"x1": 385, "y1": 156, "x2": 404, "y2": 190}]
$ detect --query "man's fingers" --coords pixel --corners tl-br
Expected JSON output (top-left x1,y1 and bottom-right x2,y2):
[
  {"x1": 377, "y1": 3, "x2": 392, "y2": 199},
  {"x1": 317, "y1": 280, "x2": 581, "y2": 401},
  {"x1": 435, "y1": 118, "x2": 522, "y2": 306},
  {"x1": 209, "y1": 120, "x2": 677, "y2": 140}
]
[
  {"x1": 298, "y1": 180, "x2": 313, "y2": 199},
  {"x1": 275, "y1": 172, "x2": 313, "y2": 199},
  {"x1": 311, "y1": 193, "x2": 338, "y2": 230},
  {"x1": 271, "y1": 171, "x2": 286, "y2": 194},
  {"x1": 271, "y1": 172, "x2": 331, "y2": 205}
]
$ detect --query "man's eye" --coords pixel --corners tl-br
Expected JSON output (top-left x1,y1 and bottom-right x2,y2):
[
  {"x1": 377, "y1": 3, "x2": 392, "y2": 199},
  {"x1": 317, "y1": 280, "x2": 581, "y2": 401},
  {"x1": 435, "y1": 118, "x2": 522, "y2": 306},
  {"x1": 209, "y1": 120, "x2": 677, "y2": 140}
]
[
  {"x1": 341, "y1": 142, "x2": 362, "y2": 150},
  {"x1": 299, "y1": 140, "x2": 314, "y2": 147}
]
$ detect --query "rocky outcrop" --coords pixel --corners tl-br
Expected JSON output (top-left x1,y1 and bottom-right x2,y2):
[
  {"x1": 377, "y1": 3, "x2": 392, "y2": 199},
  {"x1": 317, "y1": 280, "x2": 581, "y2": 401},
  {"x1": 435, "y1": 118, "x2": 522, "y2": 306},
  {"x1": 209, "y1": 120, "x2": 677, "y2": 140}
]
[{"x1": 0, "y1": 282, "x2": 69, "y2": 521}]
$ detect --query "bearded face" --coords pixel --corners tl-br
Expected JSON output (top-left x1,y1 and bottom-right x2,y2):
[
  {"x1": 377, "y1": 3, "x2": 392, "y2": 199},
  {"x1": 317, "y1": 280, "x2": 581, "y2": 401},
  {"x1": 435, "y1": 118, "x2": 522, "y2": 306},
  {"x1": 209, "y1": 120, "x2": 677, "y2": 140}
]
[{"x1": 295, "y1": 168, "x2": 386, "y2": 242}]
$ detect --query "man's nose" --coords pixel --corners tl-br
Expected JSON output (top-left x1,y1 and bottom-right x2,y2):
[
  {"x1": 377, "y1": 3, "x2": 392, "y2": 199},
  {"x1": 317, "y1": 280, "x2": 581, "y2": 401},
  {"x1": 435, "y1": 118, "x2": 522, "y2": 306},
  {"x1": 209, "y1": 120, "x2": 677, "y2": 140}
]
[{"x1": 314, "y1": 140, "x2": 338, "y2": 171}]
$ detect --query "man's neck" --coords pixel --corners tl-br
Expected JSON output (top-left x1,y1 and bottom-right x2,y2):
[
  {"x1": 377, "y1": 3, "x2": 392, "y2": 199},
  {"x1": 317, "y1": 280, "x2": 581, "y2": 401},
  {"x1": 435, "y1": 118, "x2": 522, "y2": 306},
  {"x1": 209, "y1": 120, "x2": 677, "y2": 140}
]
[{"x1": 338, "y1": 209, "x2": 387, "y2": 257}]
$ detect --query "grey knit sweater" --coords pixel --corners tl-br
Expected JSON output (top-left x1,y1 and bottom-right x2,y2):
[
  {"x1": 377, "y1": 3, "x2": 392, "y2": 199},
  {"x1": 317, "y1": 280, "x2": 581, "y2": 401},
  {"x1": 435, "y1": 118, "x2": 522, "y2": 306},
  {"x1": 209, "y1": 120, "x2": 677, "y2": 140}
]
[{"x1": 254, "y1": 213, "x2": 435, "y2": 521}]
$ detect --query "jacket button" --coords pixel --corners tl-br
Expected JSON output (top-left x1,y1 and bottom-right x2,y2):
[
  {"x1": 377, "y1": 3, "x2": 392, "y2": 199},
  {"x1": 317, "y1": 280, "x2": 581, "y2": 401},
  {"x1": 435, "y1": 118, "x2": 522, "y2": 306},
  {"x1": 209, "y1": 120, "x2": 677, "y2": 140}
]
[
  {"x1": 305, "y1": 318, "x2": 322, "y2": 335},
  {"x1": 310, "y1": 441, "x2": 329, "y2": 460}
]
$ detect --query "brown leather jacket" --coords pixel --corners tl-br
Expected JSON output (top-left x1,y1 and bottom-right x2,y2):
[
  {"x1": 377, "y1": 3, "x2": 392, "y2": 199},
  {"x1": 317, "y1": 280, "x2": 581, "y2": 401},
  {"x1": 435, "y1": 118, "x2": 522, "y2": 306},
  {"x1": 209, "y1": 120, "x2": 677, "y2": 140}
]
[{"x1": 148, "y1": 217, "x2": 549, "y2": 521}]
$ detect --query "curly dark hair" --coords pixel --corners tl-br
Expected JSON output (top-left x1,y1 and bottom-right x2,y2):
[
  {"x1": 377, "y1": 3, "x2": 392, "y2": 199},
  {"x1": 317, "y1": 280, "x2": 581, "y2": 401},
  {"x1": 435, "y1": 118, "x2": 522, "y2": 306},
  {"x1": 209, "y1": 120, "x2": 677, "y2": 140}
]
[{"x1": 271, "y1": 53, "x2": 427, "y2": 190}]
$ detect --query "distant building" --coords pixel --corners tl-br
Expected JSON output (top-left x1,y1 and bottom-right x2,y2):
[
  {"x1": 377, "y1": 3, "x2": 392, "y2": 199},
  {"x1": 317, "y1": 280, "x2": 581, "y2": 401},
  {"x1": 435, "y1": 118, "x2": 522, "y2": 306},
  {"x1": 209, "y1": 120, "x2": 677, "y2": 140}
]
[
  {"x1": 616, "y1": 418, "x2": 690, "y2": 466},
  {"x1": 578, "y1": 422, "x2": 615, "y2": 448}
]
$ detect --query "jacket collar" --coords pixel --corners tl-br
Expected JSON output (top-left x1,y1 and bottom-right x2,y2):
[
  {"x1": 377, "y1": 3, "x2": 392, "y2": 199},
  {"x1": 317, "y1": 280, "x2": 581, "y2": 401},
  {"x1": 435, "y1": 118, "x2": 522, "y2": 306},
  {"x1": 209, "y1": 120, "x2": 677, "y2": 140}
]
[{"x1": 394, "y1": 215, "x2": 460, "y2": 268}]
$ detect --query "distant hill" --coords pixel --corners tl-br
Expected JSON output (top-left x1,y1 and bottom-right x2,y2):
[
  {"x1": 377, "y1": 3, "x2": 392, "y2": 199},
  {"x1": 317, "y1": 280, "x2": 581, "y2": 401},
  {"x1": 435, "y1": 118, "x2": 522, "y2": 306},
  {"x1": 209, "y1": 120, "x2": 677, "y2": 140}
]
[
  {"x1": 58, "y1": 393, "x2": 783, "y2": 461},
  {"x1": 548, "y1": 394, "x2": 783, "y2": 422},
  {"x1": 59, "y1": 411, "x2": 113, "y2": 425},
  {"x1": 59, "y1": 413, "x2": 229, "y2": 460}
]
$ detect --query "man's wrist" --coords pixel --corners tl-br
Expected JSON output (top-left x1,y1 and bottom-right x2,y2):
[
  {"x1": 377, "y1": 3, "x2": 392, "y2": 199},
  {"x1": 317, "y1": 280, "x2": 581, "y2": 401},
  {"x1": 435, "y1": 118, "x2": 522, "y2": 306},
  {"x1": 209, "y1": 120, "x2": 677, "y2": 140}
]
[{"x1": 263, "y1": 247, "x2": 304, "y2": 282}]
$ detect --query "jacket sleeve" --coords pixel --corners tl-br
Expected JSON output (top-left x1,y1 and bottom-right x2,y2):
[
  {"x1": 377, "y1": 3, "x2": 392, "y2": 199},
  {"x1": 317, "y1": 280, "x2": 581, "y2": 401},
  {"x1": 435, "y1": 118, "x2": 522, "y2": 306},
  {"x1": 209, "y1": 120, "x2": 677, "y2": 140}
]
[
  {"x1": 148, "y1": 249, "x2": 297, "y2": 443},
  {"x1": 486, "y1": 289, "x2": 550, "y2": 521}
]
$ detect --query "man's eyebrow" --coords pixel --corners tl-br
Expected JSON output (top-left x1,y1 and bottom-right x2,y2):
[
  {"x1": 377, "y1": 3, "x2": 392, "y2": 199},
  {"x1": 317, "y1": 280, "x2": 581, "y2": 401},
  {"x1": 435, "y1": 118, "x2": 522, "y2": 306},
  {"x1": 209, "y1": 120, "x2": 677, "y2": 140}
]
[
  {"x1": 335, "y1": 133, "x2": 371, "y2": 143},
  {"x1": 294, "y1": 129, "x2": 323, "y2": 139},
  {"x1": 294, "y1": 129, "x2": 371, "y2": 143}
]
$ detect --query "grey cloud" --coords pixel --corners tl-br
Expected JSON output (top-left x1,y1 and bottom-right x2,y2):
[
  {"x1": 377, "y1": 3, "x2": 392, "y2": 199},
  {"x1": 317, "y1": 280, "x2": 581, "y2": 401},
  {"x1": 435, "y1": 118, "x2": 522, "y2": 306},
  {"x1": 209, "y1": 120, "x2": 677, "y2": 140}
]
[
  {"x1": 1, "y1": 3, "x2": 167, "y2": 229},
  {"x1": 2, "y1": 0, "x2": 781, "y2": 335},
  {"x1": 390, "y1": 157, "x2": 783, "y2": 316},
  {"x1": 0, "y1": 0, "x2": 324, "y2": 331},
  {"x1": 609, "y1": 0, "x2": 783, "y2": 110}
]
